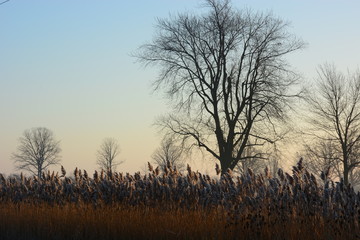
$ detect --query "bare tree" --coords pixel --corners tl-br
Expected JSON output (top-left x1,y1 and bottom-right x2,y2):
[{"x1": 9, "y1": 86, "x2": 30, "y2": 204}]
[
  {"x1": 12, "y1": 127, "x2": 61, "y2": 178},
  {"x1": 300, "y1": 140, "x2": 342, "y2": 182},
  {"x1": 306, "y1": 64, "x2": 360, "y2": 186},
  {"x1": 137, "y1": 0, "x2": 305, "y2": 174},
  {"x1": 235, "y1": 140, "x2": 281, "y2": 177},
  {"x1": 234, "y1": 144, "x2": 266, "y2": 175},
  {"x1": 97, "y1": 138, "x2": 123, "y2": 172},
  {"x1": 301, "y1": 139, "x2": 360, "y2": 188},
  {"x1": 152, "y1": 137, "x2": 186, "y2": 172}
]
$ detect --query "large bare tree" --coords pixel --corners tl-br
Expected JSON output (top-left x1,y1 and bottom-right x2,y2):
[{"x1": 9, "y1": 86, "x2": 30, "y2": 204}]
[
  {"x1": 152, "y1": 137, "x2": 185, "y2": 172},
  {"x1": 12, "y1": 127, "x2": 61, "y2": 178},
  {"x1": 138, "y1": 0, "x2": 304, "y2": 174},
  {"x1": 96, "y1": 138, "x2": 123, "y2": 172},
  {"x1": 306, "y1": 64, "x2": 360, "y2": 186}
]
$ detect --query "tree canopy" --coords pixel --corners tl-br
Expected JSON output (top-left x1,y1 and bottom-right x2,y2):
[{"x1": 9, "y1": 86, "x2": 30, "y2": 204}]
[{"x1": 138, "y1": 0, "x2": 305, "y2": 173}]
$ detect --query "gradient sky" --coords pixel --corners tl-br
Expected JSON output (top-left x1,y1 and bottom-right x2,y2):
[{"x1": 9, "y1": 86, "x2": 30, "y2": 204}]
[{"x1": 1, "y1": 0, "x2": 359, "y2": 176}]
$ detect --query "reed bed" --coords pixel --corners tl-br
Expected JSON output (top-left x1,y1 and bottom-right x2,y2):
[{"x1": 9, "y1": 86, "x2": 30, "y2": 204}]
[
  {"x1": 0, "y1": 203, "x2": 227, "y2": 240},
  {"x1": 0, "y1": 160, "x2": 360, "y2": 239}
]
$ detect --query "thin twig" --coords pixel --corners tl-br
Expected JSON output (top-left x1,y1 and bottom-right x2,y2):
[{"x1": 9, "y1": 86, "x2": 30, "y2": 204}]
[{"x1": 0, "y1": 0, "x2": 10, "y2": 6}]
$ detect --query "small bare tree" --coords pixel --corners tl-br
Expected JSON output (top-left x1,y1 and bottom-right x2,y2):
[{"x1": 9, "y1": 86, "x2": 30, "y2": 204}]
[
  {"x1": 301, "y1": 140, "x2": 342, "y2": 181},
  {"x1": 12, "y1": 127, "x2": 61, "y2": 178},
  {"x1": 97, "y1": 138, "x2": 123, "y2": 172},
  {"x1": 152, "y1": 137, "x2": 185, "y2": 172},
  {"x1": 306, "y1": 64, "x2": 360, "y2": 186},
  {"x1": 235, "y1": 140, "x2": 281, "y2": 176},
  {"x1": 234, "y1": 140, "x2": 266, "y2": 175}
]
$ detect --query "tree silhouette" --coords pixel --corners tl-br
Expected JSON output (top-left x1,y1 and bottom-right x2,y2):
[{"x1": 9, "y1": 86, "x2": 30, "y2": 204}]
[
  {"x1": 12, "y1": 127, "x2": 61, "y2": 178},
  {"x1": 306, "y1": 64, "x2": 360, "y2": 186},
  {"x1": 97, "y1": 138, "x2": 123, "y2": 172},
  {"x1": 137, "y1": 0, "x2": 305, "y2": 174},
  {"x1": 152, "y1": 137, "x2": 185, "y2": 172}
]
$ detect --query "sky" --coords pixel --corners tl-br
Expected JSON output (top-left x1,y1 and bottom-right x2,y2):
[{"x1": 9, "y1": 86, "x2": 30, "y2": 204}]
[{"x1": 0, "y1": 0, "x2": 359, "y2": 176}]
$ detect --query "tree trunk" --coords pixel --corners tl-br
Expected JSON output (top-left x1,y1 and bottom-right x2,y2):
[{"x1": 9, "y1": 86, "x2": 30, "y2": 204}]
[
  {"x1": 343, "y1": 160, "x2": 349, "y2": 186},
  {"x1": 219, "y1": 150, "x2": 233, "y2": 175},
  {"x1": 38, "y1": 168, "x2": 42, "y2": 179}
]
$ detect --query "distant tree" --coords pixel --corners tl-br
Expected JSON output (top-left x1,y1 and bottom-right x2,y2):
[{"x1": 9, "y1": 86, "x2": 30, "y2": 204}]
[
  {"x1": 301, "y1": 140, "x2": 342, "y2": 181},
  {"x1": 152, "y1": 137, "x2": 185, "y2": 172},
  {"x1": 137, "y1": 0, "x2": 305, "y2": 174},
  {"x1": 234, "y1": 140, "x2": 280, "y2": 176},
  {"x1": 301, "y1": 139, "x2": 360, "y2": 188},
  {"x1": 306, "y1": 64, "x2": 360, "y2": 186},
  {"x1": 234, "y1": 141, "x2": 266, "y2": 175},
  {"x1": 96, "y1": 138, "x2": 123, "y2": 172},
  {"x1": 12, "y1": 127, "x2": 61, "y2": 178}
]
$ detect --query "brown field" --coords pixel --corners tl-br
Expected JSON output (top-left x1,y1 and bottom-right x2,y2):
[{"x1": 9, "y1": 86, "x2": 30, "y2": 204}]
[{"x1": 0, "y1": 161, "x2": 359, "y2": 239}]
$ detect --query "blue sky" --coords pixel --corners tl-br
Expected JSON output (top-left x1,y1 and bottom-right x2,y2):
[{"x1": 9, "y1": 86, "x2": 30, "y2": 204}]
[{"x1": 0, "y1": 0, "x2": 359, "y2": 175}]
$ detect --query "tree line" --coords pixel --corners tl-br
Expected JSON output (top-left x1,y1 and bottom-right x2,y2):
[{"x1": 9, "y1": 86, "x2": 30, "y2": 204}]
[{"x1": 10, "y1": 0, "x2": 360, "y2": 188}]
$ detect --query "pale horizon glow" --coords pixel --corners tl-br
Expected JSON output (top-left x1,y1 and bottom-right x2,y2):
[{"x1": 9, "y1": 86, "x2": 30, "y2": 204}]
[{"x1": 1, "y1": 0, "x2": 359, "y2": 176}]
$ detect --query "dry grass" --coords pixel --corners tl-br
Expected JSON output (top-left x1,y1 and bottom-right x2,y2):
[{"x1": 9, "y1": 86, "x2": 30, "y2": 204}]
[
  {"x1": 0, "y1": 160, "x2": 360, "y2": 239},
  {"x1": 0, "y1": 202, "x2": 356, "y2": 240},
  {"x1": 0, "y1": 203, "x2": 227, "y2": 240}
]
